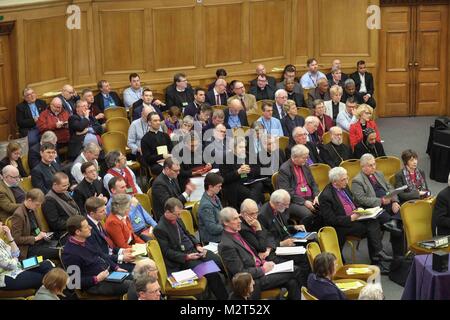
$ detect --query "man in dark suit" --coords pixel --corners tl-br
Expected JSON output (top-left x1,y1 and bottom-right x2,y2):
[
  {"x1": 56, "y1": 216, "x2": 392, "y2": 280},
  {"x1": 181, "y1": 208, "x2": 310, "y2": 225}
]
[
  {"x1": 250, "y1": 75, "x2": 275, "y2": 101},
  {"x1": 85, "y1": 197, "x2": 135, "y2": 271},
  {"x1": 432, "y1": 174, "x2": 450, "y2": 236},
  {"x1": 350, "y1": 60, "x2": 376, "y2": 108},
  {"x1": 16, "y1": 87, "x2": 47, "y2": 137},
  {"x1": 56, "y1": 84, "x2": 79, "y2": 116},
  {"x1": 249, "y1": 64, "x2": 277, "y2": 89},
  {"x1": 272, "y1": 89, "x2": 288, "y2": 120},
  {"x1": 94, "y1": 80, "x2": 123, "y2": 111},
  {"x1": 307, "y1": 78, "x2": 331, "y2": 108},
  {"x1": 131, "y1": 88, "x2": 164, "y2": 121},
  {"x1": 224, "y1": 99, "x2": 248, "y2": 129},
  {"x1": 319, "y1": 166, "x2": 392, "y2": 269},
  {"x1": 258, "y1": 135, "x2": 286, "y2": 193},
  {"x1": 206, "y1": 78, "x2": 228, "y2": 106},
  {"x1": 165, "y1": 73, "x2": 194, "y2": 110},
  {"x1": 321, "y1": 126, "x2": 352, "y2": 168},
  {"x1": 153, "y1": 197, "x2": 228, "y2": 299},
  {"x1": 72, "y1": 161, "x2": 108, "y2": 216},
  {"x1": 151, "y1": 158, "x2": 195, "y2": 221},
  {"x1": 218, "y1": 206, "x2": 302, "y2": 300},
  {"x1": 183, "y1": 88, "x2": 209, "y2": 117},
  {"x1": 31, "y1": 142, "x2": 62, "y2": 194},
  {"x1": 286, "y1": 127, "x2": 322, "y2": 164}
]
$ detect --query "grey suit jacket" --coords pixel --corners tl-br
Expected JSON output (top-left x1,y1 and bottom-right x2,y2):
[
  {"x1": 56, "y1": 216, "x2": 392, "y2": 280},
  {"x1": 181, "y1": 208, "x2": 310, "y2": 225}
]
[{"x1": 351, "y1": 171, "x2": 398, "y2": 208}]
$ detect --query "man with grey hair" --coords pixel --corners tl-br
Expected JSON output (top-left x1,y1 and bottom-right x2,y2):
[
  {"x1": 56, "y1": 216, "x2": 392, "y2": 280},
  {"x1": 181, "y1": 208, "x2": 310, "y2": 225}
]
[
  {"x1": 224, "y1": 98, "x2": 248, "y2": 129},
  {"x1": 103, "y1": 150, "x2": 141, "y2": 195},
  {"x1": 71, "y1": 142, "x2": 101, "y2": 183},
  {"x1": 228, "y1": 81, "x2": 258, "y2": 113},
  {"x1": 28, "y1": 130, "x2": 59, "y2": 169},
  {"x1": 218, "y1": 206, "x2": 303, "y2": 300},
  {"x1": 272, "y1": 89, "x2": 289, "y2": 120},
  {"x1": 36, "y1": 97, "x2": 70, "y2": 149},
  {"x1": 135, "y1": 275, "x2": 161, "y2": 300},
  {"x1": 341, "y1": 78, "x2": 363, "y2": 105},
  {"x1": 352, "y1": 153, "x2": 404, "y2": 257},
  {"x1": 432, "y1": 172, "x2": 450, "y2": 236},
  {"x1": 278, "y1": 144, "x2": 321, "y2": 229},
  {"x1": 304, "y1": 116, "x2": 321, "y2": 148},
  {"x1": 206, "y1": 78, "x2": 228, "y2": 106},
  {"x1": 0, "y1": 165, "x2": 25, "y2": 222},
  {"x1": 321, "y1": 126, "x2": 352, "y2": 168},
  {"x1": 16, "y1": 87, "x2": 47, "y2": 137},
  {"x1": 127, "y1": 258, "x2": 159, "y2": 300},
  {"x1": 319, "y1": 166, "x2": 390, "y2": 270},
  {"x1": 286, "y1": 126, "x2": 321, "y2": 164},
  {"x1": 128, "y1": 105, "x2": 153, "y2": 157}
]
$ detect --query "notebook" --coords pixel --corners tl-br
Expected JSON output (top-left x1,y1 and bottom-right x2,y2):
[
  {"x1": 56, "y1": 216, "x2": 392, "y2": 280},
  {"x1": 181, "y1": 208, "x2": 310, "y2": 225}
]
[{"x1": 106, "y1": 271, "x2": 129, "y2": 283}]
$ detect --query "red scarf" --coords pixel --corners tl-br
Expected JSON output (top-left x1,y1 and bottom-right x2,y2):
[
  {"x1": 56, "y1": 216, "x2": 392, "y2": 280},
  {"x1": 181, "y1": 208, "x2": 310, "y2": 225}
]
[{"x1": 107, "y1": 168, "x2": 137, "y2": 194}]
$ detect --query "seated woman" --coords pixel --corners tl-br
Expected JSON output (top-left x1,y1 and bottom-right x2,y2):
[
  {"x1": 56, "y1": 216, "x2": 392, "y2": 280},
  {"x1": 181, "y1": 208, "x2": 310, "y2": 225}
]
[
  {"x1": 220, "y1": 136, "x2": 264, "y2": 210},
  {"x1": 281, "y1": 99, "x2": 305, "y2": 140},
  {"x1": 0, "y1": 221, "x2": 53, "y2": 291},
  {"x1": 353, "y1": 127, "x2": 386, "y2": 159},
  {"x1": 229, "y1": 272, "x2": 255, "y2": 300},
  {"x1": 171, "y1": 115, "x2": 194, "y2": 146},
  {"x1": 312, "y1": 99, "x2": 333, "y2": 141},
  {"x1": 198, "y1": 173, "x2": 224, "y2": 244},
  {"x1": 394, "y1": 149, "x2": 430, "y2": 203},
  {"x1": 164, "y1": 106, "x2": 181, "y2": 136},
  {"x1": 307, "y1": 252, "x2": 346, "y2": 300},
  {"x1": 33, "y1": 267, "x2": 68, "y2": 300},
  {"x1": 0, "y1": 142, "x2": 28, "y2": 178},
  {"x1": 349, "y1": 104, "x2": 380, "y2": 149}
]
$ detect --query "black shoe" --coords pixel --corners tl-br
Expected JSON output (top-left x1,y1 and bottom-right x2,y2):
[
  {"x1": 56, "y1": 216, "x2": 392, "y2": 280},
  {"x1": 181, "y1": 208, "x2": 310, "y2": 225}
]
[
  {"x1": 383, "y1": 220, "x2": 403, "y2": 235},
  {"x1": 376, "y1": 250, "x2": 393, "y2": 262}
]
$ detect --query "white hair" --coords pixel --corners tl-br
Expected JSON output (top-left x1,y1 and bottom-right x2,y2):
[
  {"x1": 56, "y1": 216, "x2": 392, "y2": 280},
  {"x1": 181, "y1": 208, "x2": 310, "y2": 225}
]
[
  {"x1": 132, "y1": 258, "x2": 156, "y2": 278},
  {"x1": 291, "y1": 144, "x2": 309, "y2": 158},
  {"x1": 240, "y1": 199, "x2": 258, "y2": 213},
  {"x1": 358, "y1": 283, "x2": 384, "y2": 300},
  {"x1": 275, "y1": 89, "x2": 287, "y2": 98},
  {"x1": 360, "y1": 153, "x2": 375, "y2": 167},
  {"x1": 40, "y1": 131, "x2": 58, "y2": 144},
  {"x1": 219, "y1": 207, "x2": 238, "y2": 224},
  {"x1": 328, "y1": 167, "x2": 347, "y2": 183},
  {"x1": 2, "y1": 165, "x2": 18, "y2": 177},
  {"x1": 304, "y1": 116, "x2": 319, "y2": 125},
  {"x1": 329, "y1": 126, "x2": 342, "y2": 135},
  {"x1": 270, "y1": 189, "x2": 290, "y2": 204},
  {"x1": 292, "y1": 126, "x2": 306, "y2": 137}
]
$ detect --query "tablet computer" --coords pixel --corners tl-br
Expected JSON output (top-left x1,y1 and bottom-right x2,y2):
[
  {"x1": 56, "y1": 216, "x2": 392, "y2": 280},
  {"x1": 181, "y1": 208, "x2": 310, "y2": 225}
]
[
  {"x1": 21, "y1": 256, "x2": 40, "y2": 270},
  {"x1": 105, "y1": 271, "x2": 129, "y2": 283}
]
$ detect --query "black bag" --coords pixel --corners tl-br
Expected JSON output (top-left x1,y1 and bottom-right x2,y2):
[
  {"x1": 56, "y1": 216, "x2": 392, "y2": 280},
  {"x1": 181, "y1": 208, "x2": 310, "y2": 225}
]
[{"x1": 389, "y1": 254, "x2": 414, "y2": 287}]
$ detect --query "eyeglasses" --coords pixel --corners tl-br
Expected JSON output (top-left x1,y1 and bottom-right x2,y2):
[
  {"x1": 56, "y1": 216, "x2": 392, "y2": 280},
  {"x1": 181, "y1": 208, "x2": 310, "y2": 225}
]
[{"x1": 7, "y1": 175, "x2": 20, "y2": 180}]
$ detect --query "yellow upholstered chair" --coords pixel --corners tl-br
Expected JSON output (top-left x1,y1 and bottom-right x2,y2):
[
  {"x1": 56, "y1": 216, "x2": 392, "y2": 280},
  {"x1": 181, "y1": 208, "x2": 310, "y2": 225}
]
[
  {"x1": 247, "y1": 113, "x2": 261, "y2": 127},
  {"x1": 297, "y1": 107, "x2": 311, "y2": 119},
  {"x1": 309, "y1": 163, "x2": 331, "y2": 192},
  {"x1": 192, "y1": 201, "x2": 200, "y2": 231},
  {"x1": 106, "y1": 117, "x2": 130, "y2": 138},
  {"x1": 102, "y1": 131, "x2": 127, "y2": 155},
  {"x1": 322, "y1": 131, "x2": 332, "y2": 145},
  {"x1": 340, "y1": 159, "x2": 361, "y2": 184},
  {"x1": 0, "y1": 289, "x2": 36, "y2": 300},
  {"x1": 35, "y1": 207, "x2": 50, "y2": 232},
  {"x1": 375, "y1": 156, "x2": 402, "y2": 180},
  {"x1": 232, "y1": 126, "x2": 250, "y2": 137},
  {"x1": 21, "y1": 155, "x2": 30, "y2": 176},
  {"x1": 301, "y1": 286, "x2": 318, "y2": 300},
  {"x1": 388, "y1": 174, "x2": 396, "y2": 187},
  {"x1": 271, "y1": 171, "x2": 279, "y2": 190},
  {"x1": 277, "y1": 136, "x2": 289, "y2": 153},
  {"x1": 256, "y1": 100, "x2": 274, "y2": 114},
  {"x1": 134, "y1": 193, "x2": 152, "y2": 217},
  {"x1": 19, "y1": 176, "x2": 33, "y2": 192},
  {"x1": 306, "y1": 241, "x2": 321, "y2": 269},
  {"x1": 104, "y1": 107, "x2": 127, "y2": 120},
  {"x1": 211, "y1": 105, "x2": 226, "y2": 112},
  {"x1": 146, "y1": 188, "x2": 154, "y2": 214},
  {"x1": 180, "y1": 210, "x2": 195, "y2": 236},
  {"x1": 147, "y1": 240, "x2": 207, "y2": 299}
]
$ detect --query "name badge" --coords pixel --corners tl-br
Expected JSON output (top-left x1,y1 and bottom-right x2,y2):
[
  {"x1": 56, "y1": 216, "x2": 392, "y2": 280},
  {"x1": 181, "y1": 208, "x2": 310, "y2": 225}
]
[
  {"x1": 134, "y1": 216, "x2": 142, "y2": 224},
  {"x1": 182, "y1": 102, "x2": 188, "y2": 107},
  {"x1": 180, "y1": 245, "x2": 185, "y2": 252},
  {"x1": 34, "y1": 228, "x2": 41, "y2": 236},
  {"x1": 126, "y1": 187, "x2": 134, "y2": 194},
  {"x1": 300, "y1": 187, "x2": 308, "y2": 192}
]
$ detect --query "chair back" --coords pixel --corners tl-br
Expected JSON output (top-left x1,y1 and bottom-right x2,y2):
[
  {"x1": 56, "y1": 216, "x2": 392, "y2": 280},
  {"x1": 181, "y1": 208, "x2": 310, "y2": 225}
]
[
  {"x1": 271, "y1": 171, "x2": 279, "y2": 190},
  {"x1": 297, "y1": 107, "x2": 311, "y2": 119},
  {"x1": 388, "y1": 174, "x2": 396, "y2": 187},
  {"x1": 147, "y1": 240, "x2": 169, "y2": 294},
  {"x1": 306, "y1": 241, "x2": 322, "y2": 269},
  {"x1": 106, "y1": 117, "x2": 130, "y2": 137},
  {"x1": 211, "y1": 105, "x2": 226, "y2": 112},
  {"x1": 375, "y1": 156, "x2": 402, "y2": 179},
  {"x1": 134, "y1": 193, "x2": 153, "y2": 217},
  {"x1": 102, "y1": 131, "x2": 127, "y2": 155},
  {"x1": 309, "y1": 163, "x2": 331, "y2": 192},
  {"x1": 301, "y1": 286, "x2": 318, "y2": 300},
  {"x1": 104, "y1": 107, "x2": 127, "y2": 120},
  {"x1": 400, "y1": 200, "x2": 433, "y2": 249},
  {"x1": 35, "y1": 206, "x2": 50, "y2": 232},
  {"x1": 256, "y1": 100, "x2": 274, "y2": 114},
  {"x1": 146, "y1": 187, "x2": 153, "y2": 213},
  {"x1": 318, "y1": 226, "x2": 344, "y2": 268},
  {"x1": 180, "y1": 210, "x2": 195, "y2": 236},
  {"x1": 21, "y1": 155, "x2": 30, "y2": 176},
  {"x1": 19, "y1": 176, "x2": 33, "y2": 192},
  {"x1": 277, "y1": 136, "x2": 289, "y2": 153},
  {"x1": 341, "y1": 131, "x2": 350, "y2": 146},
  {"x1": 322, "y1": 131, "x2": 332, "y2": 145},
  {"x1": 340, "y1": 159, "x2": 361, "y2": 183},
  {"x1": 192, "y1": 201, "x2": 200, "y2": 230},
  {"x1": 247, "y1": 113, "x2": 260, "y2": 127},
  {"x1": 232, "y1": 126, "x2": 250, "y2": 137}
]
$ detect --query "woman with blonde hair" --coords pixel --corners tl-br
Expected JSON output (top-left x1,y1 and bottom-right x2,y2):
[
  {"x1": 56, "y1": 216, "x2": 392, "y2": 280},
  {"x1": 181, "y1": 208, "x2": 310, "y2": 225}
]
[
  {"x1": 33, "y1": 268, "x2": 68, "y2": 300},
  {"x1": 349, "y1": 104, "x2": 381, "y2": 149}
]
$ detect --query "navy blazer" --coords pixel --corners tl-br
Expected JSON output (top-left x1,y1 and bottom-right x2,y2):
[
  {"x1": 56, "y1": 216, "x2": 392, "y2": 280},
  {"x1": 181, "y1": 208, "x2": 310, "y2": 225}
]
[
  {"x1": 184, "y1": 101, "x2": 209, "y2": 118},
  {"x1": 16, "y1": 99, "x2": 47, "y2": 137},
  {"x1": 94, "y1": 91, "x2": 123, "y2": 112},
  {"x1": 206, "y1": 90, "x2": 228, "y2": 106},
  {"x1": 224, "y1": 109, "x2": 249, "y2": 128},
  {"x1": 307, "y1": 273, "x2": 347, "y2": 300},
  {"x1": 131, "y1": 99, "x2": 163, "y2": 121},
  {"x1": 86, "y1": 217, "x2": 120, "y2": 262}
]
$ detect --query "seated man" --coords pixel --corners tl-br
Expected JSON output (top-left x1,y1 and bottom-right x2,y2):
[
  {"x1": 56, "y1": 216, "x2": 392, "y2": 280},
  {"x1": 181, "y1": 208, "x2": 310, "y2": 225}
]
[
  {"x1": 123, "y1": 73, "x2": 143, "y2": 110},
  {"x1": 304, "y1": 116, "x2": 321, "y2": 148},
  {"x1": 321, "y1": 126, "x2": 352, "y2": 168},
  {"x1": 16, "y1": 87, "x2": 47, "y2": 138},
  {"x1": 319, "y1": 167, "x2": 391, "y2": 268},
  {"x1": 432, "y1": 173, "x2": 450, "y2": 236},
  {"x1": 134, "y1": 275, "x2": 162, "y2": 300},
  {"x1": 31, "y1": 142, "x2": 62, "y2": 194},
  {"x1": 106, "y1": 177, "x2": 156, "y2": 242},
  {"x1": 62, "y1": 215, "x2": 131, "y2": 296},
  {"x1": 103, "y1": 151, "x2": 142, "y2": 195},
  {"x1": 227, "y1": 81, "x2": 258, "y2": 113},
  {"x1": 351, "y1": 154, "x2": 404, "y2": 257},
  {"x1": 206, "y1": 78, "x2": 228, "y2": 106},
  {"x1": 278, "y1": 145, "x2": 320, "y2": 228},
  {"x1": 224, "y1": 98, "x2": 248, "y2": 129},
  {"x1": 257, "y1": 101, "x2": 284, "y2": 138},
  {"x1": 286, "y1": 127, "x2": 322, "y2": 165},
  {"x1": 11, "y1": 188, "x2": 59, "y2": 260},
  {"x1": 70, "y1": 142, "x2": 101, "y2": 184},
  {"x1": 151, "y1": 158, "x2": 195, "y2": 221},
  {"x1": 0, "y1": 166, "x2": 25, "y2": 222},
  {"x1": 28, "y1": 131, "x2": 59, "y2": 170},
  {"x1": 249, "y1": 64, "x2": 277, "y2": 89},
  {"x1": 73, "y1": 161, "x2": 108, "y2": 216},
  {"x1": 131, "y1": 88, "x2": 164, "y2": 121},
  {"x1": 336, "y1": 97, "x2": 358, "y2": 132},
  {"x1": 164, "y1": 73, "x2": 194, "y2": 111},
  {"x1": 249, "y1": 74, "x2": 275, "y2": 101},
  {"x1": 272, "y1": 89, "x2": 289, "y2": 121},
  {"x1": 218, "y1": 206, "x2": 302, "y2": 300},
  {"x1": 312, "y1": 100, "x2": 333, "y2": 141},
  {"x1": 141, "y1": 112, "x2": 173, "y2": 176},
  {"x1": 350, "y1": 60, "x2": 376, "y2": 109},
  {"x1": 56, "y1": 84, "x2": 79, "y2": 115},
  {"x1": 194, "y1": 105, "x2": 213, "y2": 132},
  {"x1": 128, "y1": 105, "x2": 153, "y2": 159},
  {"x1": 154, "y1": 198, "x2": 228, "y2": 300},
  {"x1": 127, "y1": 258, "x2": 159, "y2": 300},
  {"x1": 85, "y1": 197, "x2": 135, "y2": 272},
  {"x1": 36, "y1": 97, "x2": 70, "y2": 151},
  {"x1": 184, "y1": 88, "x2": 209, "y2": 118},
  {"x1": 94, "y1": 80, "x2": 123, "y2": 111},
  {"x1": 203, "y1": 123, "x2": 229, "y2": 168},
  {"x1": 43, "y1": 172, "x2": 82, "y2": 242},
  {"x1": 81, "y1": 88, "x2": 105, "y2": 124},
  {"x1": 300, "y1": 58, "x2": 326, "y2": 90},
  {"x1": 341, "y1": 78, "x2": 364, "y2": 105},
  {"x1": 307, "y1": 78, "x2": 330, "y2": 108},
  {"x1": 325, "y1": 59, "x2": 348, "y2": 85},
  {"x1": 105, "y1": 194, "x2": 145, "y2": 249},
  {"x1": 281, "y1": 100, "x2": 305, "y2": 139}
]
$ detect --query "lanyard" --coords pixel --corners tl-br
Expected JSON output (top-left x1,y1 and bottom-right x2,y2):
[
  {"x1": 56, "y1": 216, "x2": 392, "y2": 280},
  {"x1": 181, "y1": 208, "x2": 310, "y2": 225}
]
[
  {"x1": 261, "y1": 118, "x2": 272, "y2": 134},
  {"x1": 330, "y1": 144, "x2": 344, "y2": 163}
]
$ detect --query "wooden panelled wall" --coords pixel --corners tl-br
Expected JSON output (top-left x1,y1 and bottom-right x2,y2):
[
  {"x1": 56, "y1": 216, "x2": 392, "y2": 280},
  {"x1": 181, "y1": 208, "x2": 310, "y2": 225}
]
[{"x1": 1, "y1": 0, "x2": 380, "y2": 98}]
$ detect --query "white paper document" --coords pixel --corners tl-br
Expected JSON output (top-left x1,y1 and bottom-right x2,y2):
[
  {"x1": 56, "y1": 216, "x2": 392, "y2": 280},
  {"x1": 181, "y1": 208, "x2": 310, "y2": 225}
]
[
  {"x1": 354, "y1": 207, "x2": 384, "y2": 220},
  {"x1": 203, "y1": 242, "x2": 219, "y2": 254},
  {"x1": 172, "y1": 269, "x2": 198, "y2": 283},
  {"x1": 265, "y1": 260, "x2": 294, "y2": 275},
  {"x1": 275, "y1": 246, "x2": 306, "y2": 256}
]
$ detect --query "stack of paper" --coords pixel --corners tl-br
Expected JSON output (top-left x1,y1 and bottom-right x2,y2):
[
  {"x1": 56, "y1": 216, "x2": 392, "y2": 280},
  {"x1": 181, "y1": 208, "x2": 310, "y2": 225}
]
[
  {"x1": 275, "y1": 246, "x2": 306, "y2": 256},
  {"x1": 346, "y1": 267, "x2": 372, "y2": 275},
  {"x1": 203, "y1": 242, "x2": 219, "y2": 254},
  {"x1": 265, "y1": 260, "x2": 294, "y2": 275},
  {"x1": 172, "y1": 269, "x2": 198, "y2": 283},
  {"x1": 354, "y1": 207, "x2": 384, "y2": 220},
  {"x1": 167, "y1": 276, "x2": 198, "y2": 288},
  {"x1": 131, "y1": 243, "x2": 147, "y2": 257},
  {"x1": 335, "y1": 281, "x2": 364, "y2": 291}
]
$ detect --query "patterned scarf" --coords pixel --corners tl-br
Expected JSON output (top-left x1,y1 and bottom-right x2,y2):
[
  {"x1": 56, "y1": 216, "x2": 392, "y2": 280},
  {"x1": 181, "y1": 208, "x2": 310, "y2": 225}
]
[{"x1": 402, "y1": 168, "x2": 425, "y2": 192}]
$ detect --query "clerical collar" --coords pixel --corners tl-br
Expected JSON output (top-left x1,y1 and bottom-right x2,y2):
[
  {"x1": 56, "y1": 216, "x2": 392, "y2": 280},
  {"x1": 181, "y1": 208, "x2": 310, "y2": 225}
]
[{"x1": 176, "y1": 87, "x2": 185, "y2": 93}]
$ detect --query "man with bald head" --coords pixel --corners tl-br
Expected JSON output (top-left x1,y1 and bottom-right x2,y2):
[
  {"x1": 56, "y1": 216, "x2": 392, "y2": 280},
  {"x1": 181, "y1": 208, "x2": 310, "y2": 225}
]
[
  {"x1": 57, "y1": 84, "x2": 79, "y2": 115},
  {"x1": 224, "y1": 98, "x2": 248, "y2": 129},
  {"x1": 307, "y1": 78, "x2": 331, "y2": 108},
  {"x1": 36, "y1": 97, "x2": 70, "y2": 147},
  {"x1": 325, "y1": 59, "x2": 348, "y2": 83},
  {"x1": 0, "y1": 165, "x2": 25, "y2": 222},
  {"x1": 227, "y1": 81, "x2": 257, "y2": 113},
  {"x1": 128, "y1": 105, "x2": 153, "y2": 157},
  {"x1": 206, "y1": 78, "x2": 228, "y2": 106},
  {"x1": 16, "y1": 87, "x2": 47, "y2": 137},
  {"x1": 250, "y1": 64, "x2": 277, "y2": 89}
]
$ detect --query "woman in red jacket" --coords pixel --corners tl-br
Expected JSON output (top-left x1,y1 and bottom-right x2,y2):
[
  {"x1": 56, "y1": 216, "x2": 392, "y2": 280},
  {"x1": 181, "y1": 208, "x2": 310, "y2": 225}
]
[{"x1": 349, "y1": 104, "x2": 380, "y2": 149}]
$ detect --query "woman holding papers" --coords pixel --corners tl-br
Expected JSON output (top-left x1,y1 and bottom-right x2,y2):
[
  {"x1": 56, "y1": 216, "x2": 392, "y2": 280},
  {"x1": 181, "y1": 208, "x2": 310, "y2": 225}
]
[
  {"x1": 394, "y1": 149, "x2": 430, "y2": 203},
  {"x1": 307, "y1": 252, "x2": 346, "y2": 300}
]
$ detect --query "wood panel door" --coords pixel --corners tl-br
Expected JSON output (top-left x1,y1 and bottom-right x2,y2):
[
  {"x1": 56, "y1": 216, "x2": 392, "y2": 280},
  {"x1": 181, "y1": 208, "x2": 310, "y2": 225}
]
[
  {"x1": 379, "y1": 4, "x2": 448, "y2": 117},
  {"x1": 0, "y1": 33, "x2": 15, "y2": 140}
]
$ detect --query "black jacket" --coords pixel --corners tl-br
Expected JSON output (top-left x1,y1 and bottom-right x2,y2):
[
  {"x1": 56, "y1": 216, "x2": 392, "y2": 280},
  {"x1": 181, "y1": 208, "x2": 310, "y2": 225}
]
[
  {"x1": 281, "y1": 115, "x2": 305, "y2": 138},
  {"x1": 205, "y1": 90, "x2": 228, "y2": 106},
  {"x1": 258, "y1": 202, "x2": 296, "y2": 247},
  {"x1": 94, "y1": 91, "x2": 123, "y2": 112},
  {"x1": 318, "y1": 184, "x2": 357, "y2": 227},
  {"x1": 131, "y1": 99, "x2": 164, "y2": 121},
  {"x1": 321, "y1": 143, "x2": 352, "y2": 168},
  {"x1": 165, "y1": 84, "x2": 194, "y2": 110},
  {"x1": 0, "y1": 157, "x2": 27, "y2": 178},
  {"x1": 250, "y1": 76, "x2": 277, "y2": 89},
  {"x1": 141, "y1": 130, "x2": 173, "y2": 169},
  {"x1": 151, "y1": 173, "x2": 187, "y2": 221},
  {"x1": 31, "y1": 161, "x2": 62, "y2": 194},
  {"x1": 353, "y1": 141, "x2": 385, "y2": 160},
  {"x1": 42, "y1": 192, "x2": 81, "y2": 239},
  {"x1": 285, "y1": 141, "x2": 322, "y2": 164},
  {"x1": 249, "y1": 86, "x2": 275, "y2": 101},
  {"x1": 16, "y1": 99, "x2": 47, "y2": 137},
  {"x1": 287, "y1": 91, "x2": 306, "y2": 108},
  {"x1": 433, "y1": 187, "x2": 450, "y2": 236},
  {"x1": 72, "y1": 179, "x2": 107, "y2": 215},
  {"x1": 86, "y1": 217, "x2": 120, "y2": 263},
  {"x1": 394, "y1": 169, "x2": 429, "y2": 203},
  {"x1": 350, "y1": 71, "x2": 375, "y2": 96},
  {"x1": 68, "y1": 114, "x2": 103, "y2": 160}
]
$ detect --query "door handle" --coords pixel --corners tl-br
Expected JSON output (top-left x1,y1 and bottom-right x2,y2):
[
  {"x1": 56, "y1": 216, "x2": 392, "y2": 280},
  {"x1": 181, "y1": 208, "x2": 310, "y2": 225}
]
[
  {"x1": 408, "y1": 62, "x2": 413, "y2": 67},
  {"x1": 414, "y1": 62, "x2": 419, "y2": 67}
]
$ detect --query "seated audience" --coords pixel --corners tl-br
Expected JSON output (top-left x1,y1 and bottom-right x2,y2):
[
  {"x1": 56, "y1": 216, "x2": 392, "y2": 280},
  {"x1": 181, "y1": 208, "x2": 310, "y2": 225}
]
[
  {"x1": 312, "y1": 99, "x2": 333, "y2": 140},
  {"x1": 276, "y1": 65, "x2": 302, "y2": 94},
  {"x1": 324, "y1": 85, "x2": 345, "y2": 123},
  {"x1": 278, "y1": 145, "x2": 320, "y2": 225},
  {"x1": 0, "y1": 142, "x2": 27, "y2": 178},
  {"x1": 308, "y1": 78, "x2": 330, "y2": 108},
  {"x1": 229, "y1": 272, "x2": 254, "y2": 300},
  {"x1": 300, "y1": 58, "x2": 326, "y2": 89},
  {"x1": 82, "y1": 88, "x2": 105, "y2": 124},
  {"x1": 218, "y1": 207, "x2": 301, "y2": 300},
  {"x1": 73, "y1": 161, "x2": 108, "y2": 215},
  {"x1": 62, "y1": 215, "x2": 131, "y2": 296},
  {"x1": 36, "y1": 97, "x2": 70, "y2": 150},
  {"x1": 287, "y1": 126, "x2": 322, "y2": 164},
  {"x1": 224, "y1": 98, "x2": 248, "y2": 129},
  {"x1": 336, "y1": 97, "x2": 358, "y2": 132},
  {"x1": 198, "y1": 173, "x2": 224, "y2": 244},
  {"x1": 43, "y1": 172, "x2": 81, "y2": 243},
  {"x1": 123, "y1": 73, "x2": 143, "y2": 109},
  {"x1": 154, "y1": 198, "x2": 228, "y2": 299},
  {"x1": 56, "y1": 84, "x2": 78, "y2": 115},
  {"x1": 135, "y1": 275, "x2": 161, "y2": 300},
  {"x1": 353, "y1": 127, "x2": 386, "y2": 159},
  {"x1": 31, "y1": 143, "x2": 62, "y2": 194},
  {"x1": 307, "y1": 252, "x2": 346, "y2": 300},
  {"x1": 358, "y1": 283, "x2": 384, "y2": 300},
  {"x1": 105, "y1": 194, "x2": 145, "y2": 249},
  {"x1": 395, "y1": 149, "x2": 430, "y2": 203},
  {"x1": 11, "y1": 188, "x2": 59, "y2": 260},
  {"x1": 206, "y1": 78, "x2": 228, "y2": 106},
  {"x1": 141, "y1": 112, "x2": 173, "y2": 176},
  {"x1": 164, "y1": 106, "x2": 181, "y2": 136},
  {"x1": 227, "y1": 81, "x2": 258, "y2": 113},
  {"x1": 250, "y1": 64, "x2": 277, "y2": 89},
  {"x1": 281, "y1": 100, "x2": 305, "y2": 139},
  {"x1": 33, "y1": 267, "x2": 68, "y2": 300},
  {"x1": 131, "y1": 88, "x2": 164, "y2": 121},
  {"x1": 128, "y1": 105, "x2": 152, "y2": 159},
  {"x1": 0, "y1": 166, "x2": 25, "y2": 222},
  {"x1": 94, "y1": 80, "x2": 123, "y2": 111},
  {"x1": 16, "y1": 87, "x2": 47, "y2": 137},
  {"x1": 184, "y1": 88, "x2": 208, "y2": 117},
  {"x1": 70, "y1": 142, "x2": 101, "y2": 184},
  {"x1": 249, "y1": 74, "x2": 275, "y2": 101},
  {"x1": 165, "y1": 73, "x2": 194, "y2": 110},
  {"x1": 257, "y1": 101, "x2": 283, "y2": 138},
  {"x1": 0, "y1": 221, "x2": 54, "y2": 291},
  {"x1": 103, "y1": 150, "x2": 142, "y2": 195},
  {"x1": 285, "y1": 78, "x2": 306, "y2": 107},
  {"x1": 349, "y1": 104, "x2": 380, "y2": 149},
  {"x1": 432, "y1": 173, "x2": 450, "y2": 236},
  {"x1": 351, "y1": 60, "x2": 376, "y2": 109},
  {"x1": 304, "y1": 116, "x2": 321, "y2": 148},
  {"x1": 326, "y1": 59, "x2": 348, "y2": 83},
  {"x1": 272, "y1": 89, "x2": 289, "y2": 120},
  {"x1": 321, "y1": 126, "x2": 352, "y2": 168},
  {"x1": 28, "y1": 131, "x2": 59, "y2": 170},
  {"x1": 127, "y1": 258, "x2": 158, "y2": 300}
]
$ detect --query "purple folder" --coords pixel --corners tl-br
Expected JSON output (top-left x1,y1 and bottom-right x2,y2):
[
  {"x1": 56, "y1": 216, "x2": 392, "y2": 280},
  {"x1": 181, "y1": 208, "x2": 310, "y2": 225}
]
[{"x1": 193, "y1": 260, "x2": 220, "y2": 278}]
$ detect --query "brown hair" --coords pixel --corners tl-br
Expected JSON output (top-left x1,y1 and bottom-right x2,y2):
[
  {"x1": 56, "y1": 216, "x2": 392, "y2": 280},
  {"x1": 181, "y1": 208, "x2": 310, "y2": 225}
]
[
  {"x1": 313, "y1": 252, "x2": 336, "y2": 278},
  {"x1": 66, "y1": 215, "x2": 86, "y2": 236},
  {"x1": 401, "y1": 149, "x2": 418, "y2": 165},
  {"x1": 85, "y1": 197, "x2": 105, "y2": 216},
  {"x1": 42, "y1": 268, "x2": 68, "y2": 294},
  {"x1": 232, "y1": 272, "x2": 253, "y2": 298},
  {"x1": 6, "y1": 142, "x2": 21, "y2": 159},
  {"x1": 26, "y1": 189, "x2": 45, "y2": 203},
  {"x1": 164, "y1": 197, "x2": 183, "y2": 213}
]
